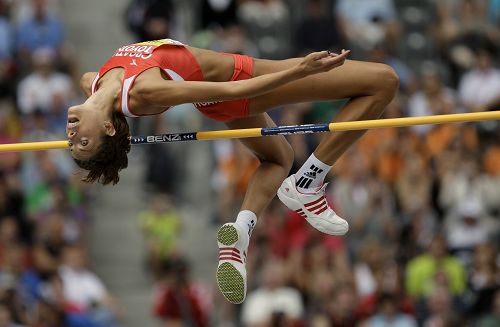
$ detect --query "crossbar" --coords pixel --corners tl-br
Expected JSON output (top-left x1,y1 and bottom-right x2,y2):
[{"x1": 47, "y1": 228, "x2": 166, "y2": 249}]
[{"x1": 0, "y1": 111, "x2": 499, "y2": 152}]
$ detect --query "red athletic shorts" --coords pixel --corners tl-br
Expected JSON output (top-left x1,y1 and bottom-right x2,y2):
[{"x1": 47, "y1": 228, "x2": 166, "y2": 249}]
[{"x1": 196, "y1": 54, "x2": 253, "y2": 122}]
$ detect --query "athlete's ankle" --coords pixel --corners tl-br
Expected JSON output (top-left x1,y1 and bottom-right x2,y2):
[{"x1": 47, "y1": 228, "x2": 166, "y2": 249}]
[
  {"x1": 234, "y1": 210, "x2": 257, "y2": 237},
  {"x1": 293, "y1": 153, "x2": 332, "y2": 193}
]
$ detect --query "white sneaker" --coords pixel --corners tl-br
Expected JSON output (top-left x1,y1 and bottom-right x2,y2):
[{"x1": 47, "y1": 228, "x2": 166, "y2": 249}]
[
  {"x1": 216, "y1": 223, "x2": 249, "y2": 304},
  {"x1": 277, "y1": 175, "x2": 349, "y2": 236}
]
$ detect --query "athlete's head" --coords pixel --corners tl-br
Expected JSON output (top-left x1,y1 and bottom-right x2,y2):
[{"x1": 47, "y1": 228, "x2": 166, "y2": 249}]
[{"x1": 67, "y1": 103, "x2": 131, "y2": 185}]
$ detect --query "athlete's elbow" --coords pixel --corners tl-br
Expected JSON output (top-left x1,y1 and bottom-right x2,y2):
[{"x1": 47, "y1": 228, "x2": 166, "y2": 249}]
[
  {"x1": 219, "y1": 84, "x2": 240, "y2": 101},
  {"x1": 225, "y1": 82, "x2": 254, "y2": 101}
]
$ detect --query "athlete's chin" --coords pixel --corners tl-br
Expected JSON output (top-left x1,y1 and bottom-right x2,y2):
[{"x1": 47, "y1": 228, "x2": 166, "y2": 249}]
[{"x1": 71, "y1": 151, "x2": 92, "y2": 162}]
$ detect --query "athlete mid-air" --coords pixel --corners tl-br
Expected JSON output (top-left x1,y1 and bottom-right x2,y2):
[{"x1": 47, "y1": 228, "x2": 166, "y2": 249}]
[{"x1": 67, "y1": 39, "x2": 398, "y2": 304}]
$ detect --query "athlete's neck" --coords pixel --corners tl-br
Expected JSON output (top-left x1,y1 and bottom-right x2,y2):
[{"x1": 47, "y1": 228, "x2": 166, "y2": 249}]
[{"x1": 85, "y1": 81, "x2": 122, "y2": 117}]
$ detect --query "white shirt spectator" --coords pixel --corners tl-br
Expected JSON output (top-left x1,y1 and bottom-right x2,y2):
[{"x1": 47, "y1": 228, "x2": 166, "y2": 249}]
[
  {"x1": 458, "y1": 68, "x2": 500, "y2": 107},
  {"x1": 407, "y1": 87, "x2": 457, "y2": 135},
  {"x1": 59, "y1": 265, "x2": 107, "y2": 310},
  {"x1": 336, "y1": 0, "x2": 397, "y2": 48},
  {"x1": 354, "y1": 263, "x2": 377, "y2": 297},
  {"x1": 17, "y1": 71, "x2": 73, "y2": 115},
  {"x1": 241, "y1": 287, "x2": 304, "y2": 326}
]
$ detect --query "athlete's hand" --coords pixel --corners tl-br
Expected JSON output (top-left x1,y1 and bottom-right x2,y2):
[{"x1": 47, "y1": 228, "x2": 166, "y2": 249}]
[{"x1": 296, "y1": 49, "x2": 350, "y2": 77}]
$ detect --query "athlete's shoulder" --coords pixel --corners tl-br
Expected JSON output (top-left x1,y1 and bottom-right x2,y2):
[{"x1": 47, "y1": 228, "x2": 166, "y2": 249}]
[{"x1": 80, "y1": 71, "x2": 98, "y2": 97}]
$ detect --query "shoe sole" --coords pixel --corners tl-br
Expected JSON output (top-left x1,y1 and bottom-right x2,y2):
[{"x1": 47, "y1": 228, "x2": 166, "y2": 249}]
[
  {"x1": 277, "y1": 186, "x2": 348, "y2": 236},
  {"x1": 216, "y1": 224, "x2": 245, "y2": 304}
]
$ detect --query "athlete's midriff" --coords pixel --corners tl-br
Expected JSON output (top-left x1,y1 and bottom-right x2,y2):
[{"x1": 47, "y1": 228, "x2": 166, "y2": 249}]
[{"x1": 92, "y1": 39, "x2": 254, "y2": 122}]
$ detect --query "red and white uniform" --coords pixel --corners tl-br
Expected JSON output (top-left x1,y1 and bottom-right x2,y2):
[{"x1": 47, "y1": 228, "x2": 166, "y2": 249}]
[{"x1": 91, "y1": 39, "x2": 254, "y2": 122}]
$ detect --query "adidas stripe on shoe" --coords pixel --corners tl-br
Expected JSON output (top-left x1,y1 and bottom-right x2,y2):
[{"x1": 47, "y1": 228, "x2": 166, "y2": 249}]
[{"x1": 277, "y1": 175, "x2": 349, "y2": 236}]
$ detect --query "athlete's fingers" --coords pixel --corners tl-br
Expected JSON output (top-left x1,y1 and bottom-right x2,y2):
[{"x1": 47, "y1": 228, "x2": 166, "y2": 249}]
[
  {"x1": 318, "y1": 51, "x2": 350, "y2": 72},
  {"x1": 299, "y1": 49, "x2": 349, "y2": 75},
  {"x1": 309, "y1": 51, "x2": 330, "y2": 61},
  {"x1": 325, "y1": 50, "x2": 350, "y2": 62}
]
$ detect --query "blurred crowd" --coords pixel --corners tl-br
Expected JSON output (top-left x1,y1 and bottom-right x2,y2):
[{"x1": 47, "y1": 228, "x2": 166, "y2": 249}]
[
  {"x1": 128, "y1": 0, "x2": 500, "y2": 327},
  {"x1": 0, "y1": 0, "x2": 499, "y2": 326},
  {"x1": 0, "y1": 0, "x2": 122, "y2": 326}
]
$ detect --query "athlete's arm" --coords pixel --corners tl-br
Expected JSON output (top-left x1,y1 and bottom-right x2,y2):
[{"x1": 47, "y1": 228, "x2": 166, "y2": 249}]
[
  {"x1": 80, "y1": 72, "x2": 98, "y2": 97},
  {"x1": 141, "y1": 50, "x2": 350, "y2": 107}
]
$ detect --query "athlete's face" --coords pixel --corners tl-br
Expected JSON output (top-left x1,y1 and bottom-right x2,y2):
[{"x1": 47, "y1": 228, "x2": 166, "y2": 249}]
[{"x1": 66, "y1": 104, "x2": 115, "y2": 160}]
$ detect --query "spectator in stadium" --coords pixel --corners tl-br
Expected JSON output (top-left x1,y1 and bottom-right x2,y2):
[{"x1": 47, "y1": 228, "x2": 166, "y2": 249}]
[
  {"x1": 16, "y1": 0, "x2": 65, "y2": 65},
  {"x1": 31, "y1": 299, "x2": 65, "y2": 327},
  {"x1": 361, "y1": 293, "x2": 417, "y2": 327},
  {"x1": 0, "y1": 175, "x2": 26, "y2": 243},
  {"x1": 407, "y1": 66, "x2": 457, "y2": 136},
  {"x1": 459, "y1": 46, "x2": 500, "y2": 113},
  {"x1": 335, "y1": 0, "x2": 400, "y2": 55},
  {"x1": 312, "y1": 283, "x2": 359, "y2": 326},
  {"x1": 396, "y1": 153, "x2": 432, "y2": 215},
  {"x1": 17, "y1": 48, "x2": 74, "y2": 118},
  {"x1": 356, "y1": 262, "x2": 415, "y2": 321},
  {"x1": 0, "y1": 300, "x2": 26, "y2": 327},
  {"x1": 478, "y1": 289, "x2": 500, "y2": 327},
  {"x1": 238, "y1": 0, "x2": 292, "y2": 59},
  {"x1": 438, "y1": 155, "x2": 491, "y2": 215},
  {"x1": 0, "y1": 218, "x2": 22, "y2": 261},
  {"x1": 294, "y1": 0, "x2": 343, "y2": 55},
  {"x1": 333, "y1": 152, "x2": 397, "y2": 252},
  {"x1": 0, "y1": 0, "x2": 14, "y2": 99},
  {"x1": 126, "y1": 0, "x2": 173, "y2": 42},
  {"x1": 354, "y1": 239, "x2": 387, "y2": 298},
  {"x1": 24, "y1": 154, "x2": 80, "y2": 219},
  {"x1": 58, "y1": 245, "x2": 121, "y2": 326},
  {"x1": 0, "y1": 103, "x2": 22, "y2": 173},
  {"x1": 458, "y1": 46, "x2": 500, "y2": 138},
  {"x1": 241, "y1": 259, "x2": 304, "y2": 327},
  {"x1": 138, "y1": 193, "x2": 182, "y2": 278},
  {"x1": 466, "y1": 242, "x2": 500, "y2": 318},
  {"x1": 406, "y1": 235, "x2": 466, "y2": 309},
  {"x1": 200, "y1": 0, "x2": 238, "y2": 29},
  {"x1": 212, "y1": 139, "x2": 259, "y2": 224},
  {"x1": 153, "y1": 258, "x2": 210, "y2": 327},
  {"x1": 0, "y1": 243, "x2": 33, "y2": 316},
  {"x1": 422, "y1": 285, "x2": 461, "y2": 327},
  {"x1": 444, "y1": 198, "x2": 495, "y2": 264},
  {"x1": 433, "y1": 0, "x2": 500, "y2": 83}
]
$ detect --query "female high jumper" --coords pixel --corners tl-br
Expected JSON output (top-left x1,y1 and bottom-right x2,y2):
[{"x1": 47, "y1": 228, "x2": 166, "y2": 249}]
[{"x1": 67, "y1": 39, "x2": 398, "y2": 304}]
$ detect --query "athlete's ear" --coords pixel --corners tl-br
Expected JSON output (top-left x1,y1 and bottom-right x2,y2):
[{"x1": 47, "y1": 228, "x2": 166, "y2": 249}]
[{"x1": 104, "y1": 121, "x2": 116, "y2": 136}]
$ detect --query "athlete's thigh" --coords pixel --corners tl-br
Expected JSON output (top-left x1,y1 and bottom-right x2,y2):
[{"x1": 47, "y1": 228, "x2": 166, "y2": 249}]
[
  {"x1": 225, "y1": 113, "x2": 292, "y2": 164},
  {"x1": 250, "y1": 58, "x2": 388, "y2": 114}
]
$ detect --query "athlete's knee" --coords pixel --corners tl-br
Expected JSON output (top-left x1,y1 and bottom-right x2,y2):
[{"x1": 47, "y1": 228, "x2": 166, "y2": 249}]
[
  {"x1": 376, "y1": 64, "x2": 399, "y2": 97},
  {"x1": 259, "y1": 139, "x2": 294, "y2": 172},
  {"x1": 280, "y1": 141, "x2": 294, "y2": 172}
]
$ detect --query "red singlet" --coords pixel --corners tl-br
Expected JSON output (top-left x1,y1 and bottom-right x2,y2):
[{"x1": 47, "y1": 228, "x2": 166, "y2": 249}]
[{"x1": 91, "y1": 39, "x2": 253, "y2": 122}]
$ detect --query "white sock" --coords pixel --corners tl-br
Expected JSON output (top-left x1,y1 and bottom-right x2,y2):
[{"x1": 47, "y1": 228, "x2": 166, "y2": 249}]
[
  {"x1": 234, "y1": 210, "x2": 257, "y2": 236},
  {"x1": 293, "y1": 153, "x2": 332, "y2": 193}
]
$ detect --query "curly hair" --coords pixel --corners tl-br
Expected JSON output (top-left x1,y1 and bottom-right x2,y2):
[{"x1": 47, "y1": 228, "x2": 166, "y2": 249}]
[{"x1": 74, "y1": 111, "x2": 131, "y2": 185}]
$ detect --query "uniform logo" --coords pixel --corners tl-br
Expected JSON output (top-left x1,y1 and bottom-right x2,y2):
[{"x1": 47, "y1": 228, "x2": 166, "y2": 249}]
[
  {"x1": 130, "y1": 59, "x2": 138, "y2": 66},
  {"x1": 194, "y1": 101, "x2": 222, "y2": 107}
]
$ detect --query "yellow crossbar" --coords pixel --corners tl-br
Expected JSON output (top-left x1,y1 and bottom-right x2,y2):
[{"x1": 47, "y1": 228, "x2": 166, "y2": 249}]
[
  {"x1": 0, "y1": 111, "x2": 498, "y2": 153},
  {"x1": 328, "y1": 110, "x2": 500, "y2": 132}
]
